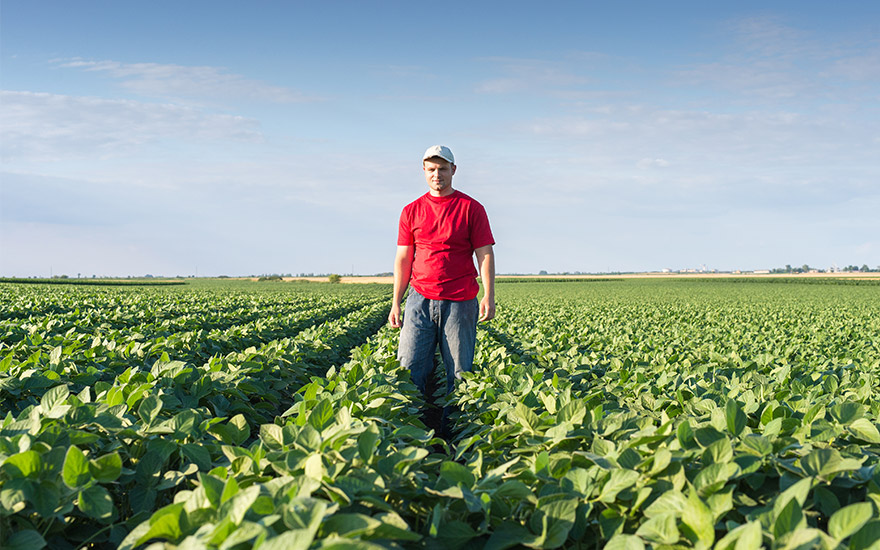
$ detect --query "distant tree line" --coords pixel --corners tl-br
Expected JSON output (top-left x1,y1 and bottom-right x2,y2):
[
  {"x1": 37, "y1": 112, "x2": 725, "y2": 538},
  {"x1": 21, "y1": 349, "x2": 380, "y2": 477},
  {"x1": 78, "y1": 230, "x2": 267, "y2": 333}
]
[{"x1": 770, "y1": 264, "x2": 878, "y2": 274}]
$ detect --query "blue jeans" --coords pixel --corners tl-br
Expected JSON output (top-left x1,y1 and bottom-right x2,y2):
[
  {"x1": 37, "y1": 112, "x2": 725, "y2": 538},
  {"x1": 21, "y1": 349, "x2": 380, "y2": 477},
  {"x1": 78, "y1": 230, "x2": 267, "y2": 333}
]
[{"x1": 398, "y1": 289, "x2": 479, "y2": 397}]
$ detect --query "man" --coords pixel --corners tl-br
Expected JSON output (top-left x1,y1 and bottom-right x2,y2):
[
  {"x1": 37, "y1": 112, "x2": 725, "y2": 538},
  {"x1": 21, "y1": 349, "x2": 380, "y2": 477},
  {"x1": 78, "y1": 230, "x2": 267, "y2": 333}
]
[{"x1": 389, "y1": 145, "x2": 495, "y2": 434}]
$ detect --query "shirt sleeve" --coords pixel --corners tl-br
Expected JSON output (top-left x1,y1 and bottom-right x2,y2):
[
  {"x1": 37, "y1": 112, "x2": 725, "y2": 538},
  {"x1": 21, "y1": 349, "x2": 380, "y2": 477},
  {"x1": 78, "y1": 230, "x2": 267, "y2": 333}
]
[
  {"x1": 469, "y1": 202, "x2": 495, "y2": 249},
  {"x1": 397, "y1": 207, "x2": 414, "y2": 246}
]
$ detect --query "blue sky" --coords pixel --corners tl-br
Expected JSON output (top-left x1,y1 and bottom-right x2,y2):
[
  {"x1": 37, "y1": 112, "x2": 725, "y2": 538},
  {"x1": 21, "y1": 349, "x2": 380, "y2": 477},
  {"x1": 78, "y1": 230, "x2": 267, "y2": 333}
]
[{"x1": 2, "y1": 1, "x2": 878, "y2": 277}]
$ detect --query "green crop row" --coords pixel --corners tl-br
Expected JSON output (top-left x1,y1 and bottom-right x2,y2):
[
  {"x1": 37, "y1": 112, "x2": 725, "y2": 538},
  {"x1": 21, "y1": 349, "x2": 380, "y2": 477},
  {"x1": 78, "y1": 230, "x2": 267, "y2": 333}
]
[
  {"x1": 1, "y1": 283, "x2": 392, "y2": 548},
  {"x1": 1, "y1": 279, "x2": 879, "y2": 549},
  {"x1": 0, "y1": 279, "x2": 187, "y2": 287}
]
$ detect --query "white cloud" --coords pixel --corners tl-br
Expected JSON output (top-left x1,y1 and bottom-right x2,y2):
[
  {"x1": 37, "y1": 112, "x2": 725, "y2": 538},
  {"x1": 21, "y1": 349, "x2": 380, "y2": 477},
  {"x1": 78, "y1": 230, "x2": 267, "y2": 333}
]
[
  {"x1": 0, "y1": 90, "x2": 261, "y2": 162},
  {"x1": 829, "y1": 50, "x2": 880, "y2": 81},
  {"x1": 676, "y1": 61, "x2": 817, "y2": 99},
  {"x1": 637, "y1": 158, "x2": 669, "y2": 169},
  {"x1": 729, "y1": 16, "x2": 811, "y2": 59},
  {"x1": 677, "y1": 16, "x2": 880, "y2": 101},
  {"x1": 474, "y1": 57, "x2": 592, "y2": 95},
  {"x1": 53, "y1": 58, "x2": 319, "y2": 104}
]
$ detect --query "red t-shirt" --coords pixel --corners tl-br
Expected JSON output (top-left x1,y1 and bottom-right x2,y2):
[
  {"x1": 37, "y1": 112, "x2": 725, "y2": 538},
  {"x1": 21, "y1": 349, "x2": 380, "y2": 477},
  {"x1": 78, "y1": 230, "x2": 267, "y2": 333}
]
[{"x1": 398, "y1": 190, "x2": 494, "y2": 301}]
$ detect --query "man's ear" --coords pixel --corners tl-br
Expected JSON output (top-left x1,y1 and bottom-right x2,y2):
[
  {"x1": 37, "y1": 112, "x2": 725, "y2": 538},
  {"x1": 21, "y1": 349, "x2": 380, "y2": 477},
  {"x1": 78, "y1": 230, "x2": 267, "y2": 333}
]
[{"x1": 451, "y1": 164, "x2": 457, "y2": 175}]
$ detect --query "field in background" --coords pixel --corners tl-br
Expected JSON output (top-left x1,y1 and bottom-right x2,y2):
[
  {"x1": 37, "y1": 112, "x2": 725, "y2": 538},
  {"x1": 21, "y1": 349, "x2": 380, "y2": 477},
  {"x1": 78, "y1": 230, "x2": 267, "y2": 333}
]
[
  {"x1": 282, "y1": 272, "x2": 880, "y2": 284},
  {"x1": 1, "y1": 278, "x2": 879, "y2": 549}
]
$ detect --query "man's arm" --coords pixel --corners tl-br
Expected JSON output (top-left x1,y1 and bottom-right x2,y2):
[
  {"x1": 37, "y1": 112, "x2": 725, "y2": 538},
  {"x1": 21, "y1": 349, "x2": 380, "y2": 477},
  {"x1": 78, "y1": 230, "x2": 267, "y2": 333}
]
[
  {"x1": 389, "y1": 245, "x2": 414, "y2": 328},
  {"x1": 475, "y1": 244, "x2": 495, "y2": 322}
]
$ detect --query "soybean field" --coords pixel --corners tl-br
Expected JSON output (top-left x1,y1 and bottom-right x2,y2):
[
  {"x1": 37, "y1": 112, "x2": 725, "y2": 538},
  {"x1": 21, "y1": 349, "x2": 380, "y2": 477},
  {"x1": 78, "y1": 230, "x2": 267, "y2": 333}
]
[{"x1": 1, "y1": 278, "x2": 879, "y2": 550}]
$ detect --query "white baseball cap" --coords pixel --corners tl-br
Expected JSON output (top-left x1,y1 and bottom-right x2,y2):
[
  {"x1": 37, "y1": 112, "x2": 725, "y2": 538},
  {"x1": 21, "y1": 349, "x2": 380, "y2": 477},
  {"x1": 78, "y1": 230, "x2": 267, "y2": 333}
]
[{"x1": 422, "y1": 145, "x2": 455, "y2": 164}]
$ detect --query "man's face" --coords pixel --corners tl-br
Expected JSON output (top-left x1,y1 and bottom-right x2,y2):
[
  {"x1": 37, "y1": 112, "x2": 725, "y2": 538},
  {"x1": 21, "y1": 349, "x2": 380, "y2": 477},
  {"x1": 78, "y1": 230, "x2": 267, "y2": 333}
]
[{"x1": 423, "y1": 158, "x2": 456, "y2": 196}]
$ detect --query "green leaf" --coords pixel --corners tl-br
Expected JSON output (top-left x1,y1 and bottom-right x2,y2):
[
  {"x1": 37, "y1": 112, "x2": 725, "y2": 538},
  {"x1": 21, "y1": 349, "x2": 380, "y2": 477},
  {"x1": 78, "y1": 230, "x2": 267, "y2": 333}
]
[
  {"x1": 485, "y1": 521, "x2": 539, "y2": 550},
  {"x1": 2, "y1": 450, "x2": 42, "y2": 478},
  {"x1": 89, "y1": 452, "x2": 122, "y2": 483},
  {"x1": 150, "y1": 359, "x2": 188, "y2": 379},
  {"x1": 282, "y1": 497, "x2": 327, "y2": 532},
  {"x1": 434, "y1": 520, "x2": 479, "y2": 547},
  {"x1": 636, "y1": 512, "x2": 679, "y2": 545},
  {"x1": 779, "y1": 528, "x2": 835, "y2": 549},
  {"x1": 801, "y1": 448, "x2": 863, "y2": 479},
  {"x1": 135, "y1": 504, "x2": 184, "y2": 546},
  {"x1": 557, "y1": 400, "x2": 587, "y2": 425},
  {"x1": 537, "y1": 497, "x2": 578, "y2": 548},
  {"x1": 773, "y1": 497, "x2": 805, "y2": 540},
  {"x1": 773, "y1": 476, "x2": 812, "y2": 518},
  {"x1": 228, "y1": 413, "x2": 250, "y2": 445},
  {"x1": 1, "y1": 480, "x2": 30, "y2": 514},
  {"x1": 534, "y1": 450, "x2": 550, "y2": 474},
  {"x1": 850, "y1": 520, "x2": 880, "y2": 550},
  {"x1": 199, "y1": 472, "x2": 225, "y2": 508},
  {"x1": 726, "y1": 399, "x2": 747, "y2": 437},
  {"x1": 514, "y1": 402, "x2": 542, "y2": 433},
  {"x1": 40, "y1": 384, "x2": 69, "y2": 413},
  {"x1": 3, "y1": 529, "x2": 47, "y2": 550},
  {"x1": 258, "y1": 529, "x2": 318, "y2": 550},
  {"x1": 804, "y1": 403, "x2": 826, "y2": 425},
  {"x1": 429, "y1": 503, "x2": 443, "y2": 537},
  {"x1": 848, "y1": 418, "x2": 880, "y2": 444},
  {"x1": 830, "y1": 402, "x2": 862, "y2": 425},
  {"x1": 182, "y1": 443, "x2": 213, "y2": 471},
  {"x1": 138, "y1": 394, "x2": 162, "y2": 424},
  {"x1": 30, "y1": 481, "x2": 60, "y2": 518},
  {"x1": 539, "y1": 391, "x2": 558, "y2": 414},
  {"x1": 598, "y1": 469, "x2": 640, "y2": 503},
  {"x1": 63, "y1": 445, "x2": 92, "y2": 489},
  {"x1": 734, "y1": 521, "x2": 763, "y2": 550},
  {"x1": 812, "y1": 487, "x2": 840, "y2": 519},
  {"x1": 494, "y1": 480, "x2": 536, "y2": 502},
  {"x1": 604, "y1": 533, "x2": 646, "y2": 550},
  {"x1": 260, "y1": 423, "x2": 285, "y2": 448},
  {"x1": 715, "y1": 520, "x2": 762, "y2": 550},
  {"x1": 221, "y1": 476, "x2": 240, "y2": 504},
  {"x1": 372, "y1": 512, "x2": 422, "y2": 542},
  {"x1": 741, "y1": 434, "x2": 773, "y2": 457},
  {"x1": 599, "y1": 509, "x2": 625, "y2": 540},
  {"x1": 298, "y1": 424, "x2": 324, "y2": 452},
  {"x1": 644, "y1": 489, "x2": 687, "y2": 518},
  {"x1": 680, "y1": 488, "x2": 715, "y2": 550},
  {"x1": 322, "y1": 513, "x2": 380, "y2": 537},
  {"x1": 79, "y1": 484, "x2": 114, "y2": 519},
  {"x1": 703, "y1": 438, "x2": 733, "y2": 464},
  {"x1": 647, "y1": 448, "x2": 672, "y2": 476},
  {"x1": 304, "y1": 453, "x2": 323, "y2": 480},
  {"x1": 0, "y1": 352, "x2": 13, "y2": 373},
  {"x1": 694, "y1": 462, "x2": 739, "y2": 496},
  {"x1": 440, "y1": 461, "x2": 476, "y2": 488},
  {"x1": 828, "y1": 502, "x2": 873, "y2": 541},
  {"x1": 694, "y1": 426, "x2": 726, "y2": 447},
  {"x1": 221, "y1": 485, "x2": 260, "y2": 526},
  {"x1": 168, "y1": 409, "x2": 198, "y2": 437},
  {"x1": 307, "y1": 398, "x2": 334, "y2": 431},
  {"x1": 677, "y1": 420, "x2": 695, "y2": 448},
  {"x1": 358, "y1": 424, "x2": 380, "y2": 463}
]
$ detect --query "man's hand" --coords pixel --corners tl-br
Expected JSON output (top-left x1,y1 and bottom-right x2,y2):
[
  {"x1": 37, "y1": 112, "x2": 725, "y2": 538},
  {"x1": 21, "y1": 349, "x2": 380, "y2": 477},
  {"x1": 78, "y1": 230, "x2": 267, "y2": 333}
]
[
  {"x1": 475, "y1": 244, "x2": 495, "y2": 323},
  {"x1": 479, "y1": 295, "x2": 495, "y2": 322},
  {"x1": 389, "y1": 303, "x2": 403, "y2": 328},
  {"x1": 390, "y1": 245, "x2": 413, "y2": 329}
]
